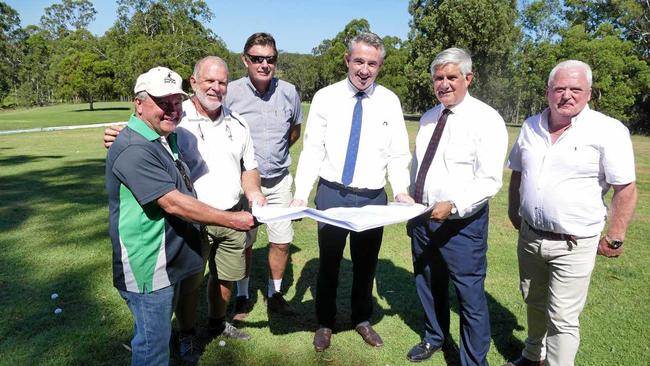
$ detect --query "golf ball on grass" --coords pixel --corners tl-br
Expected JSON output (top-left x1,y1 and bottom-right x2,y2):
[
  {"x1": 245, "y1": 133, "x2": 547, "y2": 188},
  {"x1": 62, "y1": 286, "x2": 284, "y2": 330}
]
[
  {"x1": 218, "y1": 340, "x2": 226, "y2": 347},
  {"x1": 51, "y1": 293, "x2": 59, "y2": 300},
  {"x1": 54, "y1": 308, "x2": 63, "y2": 315}
]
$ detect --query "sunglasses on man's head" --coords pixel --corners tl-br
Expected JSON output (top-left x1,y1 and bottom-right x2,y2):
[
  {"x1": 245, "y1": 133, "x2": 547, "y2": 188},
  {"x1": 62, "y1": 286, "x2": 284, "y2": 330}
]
[{"x1": 246, "y1": 54, "x2": 277, "y2": 64}]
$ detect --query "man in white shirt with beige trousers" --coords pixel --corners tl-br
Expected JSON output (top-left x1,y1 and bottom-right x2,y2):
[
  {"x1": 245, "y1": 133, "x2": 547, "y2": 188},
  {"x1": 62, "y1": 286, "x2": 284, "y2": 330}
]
[{"x1": 505, "y1": 60, "x2": 637, "y2": 366}]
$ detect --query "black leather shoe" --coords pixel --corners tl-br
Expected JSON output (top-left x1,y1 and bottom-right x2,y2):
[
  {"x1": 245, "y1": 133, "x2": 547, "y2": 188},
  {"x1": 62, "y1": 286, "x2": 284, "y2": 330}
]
[
  {"x1": 407, "y1": 341, "x2": 441, "y2": 362},
  {"x1": 503, "y1": 355, "x2": 545, "y2": 366}
]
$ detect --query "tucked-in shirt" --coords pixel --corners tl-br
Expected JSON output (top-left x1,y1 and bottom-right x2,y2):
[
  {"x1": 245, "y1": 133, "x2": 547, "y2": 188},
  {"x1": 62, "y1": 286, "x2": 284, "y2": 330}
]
[
  {"x1": 176, "y1": 99, "x2": 258, "y2": 210},
  {"x1": 293, "y1": 79, "x2": 411, "y2": 201},
  {"x1": 106, "y1": 114, "x2": 203, "y2": 293},
  {"x1": 508, "y1": 105, "x2": 636, "y2": 237},
  {"x1": 225, "y1": 77, "x2": 303, "y2": 179},
  {"x1": 411, "y1": 93, "x2": 508, "y2": 218}
]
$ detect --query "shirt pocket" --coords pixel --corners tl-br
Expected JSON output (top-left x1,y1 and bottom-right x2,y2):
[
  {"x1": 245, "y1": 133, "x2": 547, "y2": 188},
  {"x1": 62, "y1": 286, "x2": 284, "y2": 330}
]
[
  {"x1": 444, "y1": 142, "x2": 476, "y2": 166},
  {"x1": 567, "y1": 144, "x2": 600, "y2": 175}
]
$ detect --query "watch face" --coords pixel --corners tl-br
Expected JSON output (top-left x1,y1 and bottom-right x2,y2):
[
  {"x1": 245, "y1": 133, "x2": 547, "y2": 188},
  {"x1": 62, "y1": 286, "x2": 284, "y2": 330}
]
[{"x1": 609, "y1": 240, "x2": 623, "y2": 249}]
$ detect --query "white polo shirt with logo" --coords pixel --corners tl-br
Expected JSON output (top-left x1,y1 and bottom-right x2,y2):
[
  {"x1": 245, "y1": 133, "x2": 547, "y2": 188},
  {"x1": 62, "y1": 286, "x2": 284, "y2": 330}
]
[{"x1": 176, "y1": 99, "x2": 258, "y2": 210}]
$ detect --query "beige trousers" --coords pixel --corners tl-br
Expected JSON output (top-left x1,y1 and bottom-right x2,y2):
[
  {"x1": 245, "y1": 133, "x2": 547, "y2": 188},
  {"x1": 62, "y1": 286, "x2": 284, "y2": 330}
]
[{"x1": 517, "y1": 221, "x2": 599, "y2": 366}]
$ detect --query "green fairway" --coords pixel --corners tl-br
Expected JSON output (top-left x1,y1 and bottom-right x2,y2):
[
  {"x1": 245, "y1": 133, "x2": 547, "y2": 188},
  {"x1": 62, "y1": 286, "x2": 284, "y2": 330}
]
[
  {"x1": 0, "y1": 108, "x2": 648, "y2": 365},
  {"x1": 0, "y1": 102, "x2": 132, "y2": 131}
]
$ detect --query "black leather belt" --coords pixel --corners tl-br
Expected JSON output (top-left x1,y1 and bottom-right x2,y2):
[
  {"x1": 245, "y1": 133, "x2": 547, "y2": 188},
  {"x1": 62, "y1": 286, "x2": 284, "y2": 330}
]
[
  {"x1": 319, "y1": 178, "x2": 382, "y2": 194},
  {"x1": 525, "y1": 221, "x2": 577, "y2": 243}
]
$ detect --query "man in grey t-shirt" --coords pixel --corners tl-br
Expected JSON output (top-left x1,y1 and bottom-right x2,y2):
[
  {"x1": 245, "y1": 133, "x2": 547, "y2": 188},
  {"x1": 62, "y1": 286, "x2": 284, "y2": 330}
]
[{"x1": 225, "y1": 32, "x2": 303, "y2": 318}]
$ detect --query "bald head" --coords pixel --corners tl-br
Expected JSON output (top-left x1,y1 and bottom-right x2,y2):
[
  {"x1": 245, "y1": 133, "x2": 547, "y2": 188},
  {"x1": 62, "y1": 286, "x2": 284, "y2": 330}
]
[{"x1": 193, "y1": 56, "x2": 229, "y2": 78}]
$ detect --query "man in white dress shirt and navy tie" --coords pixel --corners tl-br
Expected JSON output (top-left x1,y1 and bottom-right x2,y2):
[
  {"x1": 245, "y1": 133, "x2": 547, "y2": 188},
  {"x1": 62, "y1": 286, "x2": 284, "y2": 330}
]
[
  {"x1": 291, "y1": 32, "x2": 414, "y2": 352},
  {"x1": 406, "y1": 48, "x2": 508, "y2": 365}
]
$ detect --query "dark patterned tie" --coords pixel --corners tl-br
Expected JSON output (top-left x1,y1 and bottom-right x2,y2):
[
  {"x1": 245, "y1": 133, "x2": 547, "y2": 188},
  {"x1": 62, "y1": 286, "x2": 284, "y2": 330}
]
[
  {"x1": 414, "y1": 108, "x2": 452, "y2": 204},
  {"x1": 341, "y1": 92, "x2": 365, "y2": 185}
]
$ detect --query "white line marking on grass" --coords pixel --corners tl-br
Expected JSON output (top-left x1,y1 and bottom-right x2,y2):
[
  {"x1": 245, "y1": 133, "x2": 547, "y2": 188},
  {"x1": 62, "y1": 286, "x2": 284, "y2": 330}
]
[{"x1": 0, "y1": 122, "x2": 128, "y2": 135}]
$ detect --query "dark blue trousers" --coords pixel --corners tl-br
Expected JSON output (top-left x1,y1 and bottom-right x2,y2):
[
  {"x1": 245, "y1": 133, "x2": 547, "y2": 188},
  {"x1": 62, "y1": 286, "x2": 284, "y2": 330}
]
[
  {"x1": 410, "y1": 205, "x2": 490, "y2": 366},
  {"x1": 314, "y1": 179, "x2": 387, "y2": 328}
]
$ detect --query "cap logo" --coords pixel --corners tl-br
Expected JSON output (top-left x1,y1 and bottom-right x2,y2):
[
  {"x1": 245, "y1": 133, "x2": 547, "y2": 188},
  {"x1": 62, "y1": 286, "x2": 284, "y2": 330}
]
[{"x1": 164, "y1": 72, "x2": 176, "y2": 84}]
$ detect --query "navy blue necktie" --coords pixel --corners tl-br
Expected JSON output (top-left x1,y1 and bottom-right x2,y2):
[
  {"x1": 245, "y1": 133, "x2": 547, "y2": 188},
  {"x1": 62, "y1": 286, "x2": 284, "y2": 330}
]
[{"x1": 341, "y1": 92, "x2": 365, "y2": 186}]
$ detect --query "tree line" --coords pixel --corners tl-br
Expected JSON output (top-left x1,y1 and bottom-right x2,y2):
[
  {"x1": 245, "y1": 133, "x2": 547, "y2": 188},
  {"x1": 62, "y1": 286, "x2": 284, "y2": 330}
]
[{"x1": 0, "y1": 0, "x2": 648, "y2": 132}]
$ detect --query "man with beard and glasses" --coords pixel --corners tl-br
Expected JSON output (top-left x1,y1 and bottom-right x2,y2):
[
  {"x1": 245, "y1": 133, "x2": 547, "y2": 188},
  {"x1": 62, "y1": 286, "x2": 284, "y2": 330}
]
[
  {"x1": 292, "y1": 32, "x2": 413, "y2": 352},
  {"x1": 106, "y1": 66, "x2": 257, "y2": 366},
  {"x1": 104, "y1": 58, "x2": 265, "y2": 363}
]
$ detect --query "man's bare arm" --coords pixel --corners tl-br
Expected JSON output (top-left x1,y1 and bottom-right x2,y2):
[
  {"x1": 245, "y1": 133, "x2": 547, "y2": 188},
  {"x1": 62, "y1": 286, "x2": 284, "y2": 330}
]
[
  {"x1": 157, "y1": 189, "x2": 255, "y2": 231},
  {"x1": 104, "y1": 124, "x2": 125, "y2": 149},
  {"x1": 508, "y1": 171, "x2": 522, "y2": 230},
  {"x1": 598, "y1": 182, "x2": 638, "y2": 257},
  {"x1": 289, "y1": 124, "x2": 301, "y2": 148}
]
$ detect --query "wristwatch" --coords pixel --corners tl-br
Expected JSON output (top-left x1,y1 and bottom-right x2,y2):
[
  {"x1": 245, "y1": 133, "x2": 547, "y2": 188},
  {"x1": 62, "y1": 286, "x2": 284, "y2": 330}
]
[
  {"x1": 605, "y1": 235, "x2": 624, "y2": 249},
  {"x1": 449, "y1": 201, "x2": 457, "y2": 215}
]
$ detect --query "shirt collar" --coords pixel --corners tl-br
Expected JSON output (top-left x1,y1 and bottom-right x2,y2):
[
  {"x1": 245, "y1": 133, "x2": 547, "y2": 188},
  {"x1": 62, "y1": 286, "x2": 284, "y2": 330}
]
[
  {"x1": 128, "y1": 114, "x2": 179, "y2": 158},
  {"x1": 183, "y1": 97, "x2": 226, "y2": 124},
  {"x1": 540, "y1": 104, "x2": 591, "y2": 132},
  {"x1": 438, "y1": 92, "x2": 471, "y2": 117},
  {"x1": 245, "y1": 76, "x2": 277, "y2": 97},
  {"x1": 571, "y1": 104, "x2": 591, "y2": 127},
  {"x1": 128, "y1": 114, "x2": 160, "y2": 141},
  {"x1": 346, "y1": 78, "x2": 375, "y2": 97}
]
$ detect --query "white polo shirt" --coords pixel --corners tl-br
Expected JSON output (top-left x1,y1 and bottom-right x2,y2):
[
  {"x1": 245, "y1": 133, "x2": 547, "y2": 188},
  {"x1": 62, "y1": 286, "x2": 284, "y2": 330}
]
[
  {"x1": 412, "y1": 93, "x2": 508, "y2": 218},
  {"x1": 176, "y1": 99, "x2": 258, "y2": 210},
  {"x1": 508, "y1": 105, "x2": 636, "y2": 237}
]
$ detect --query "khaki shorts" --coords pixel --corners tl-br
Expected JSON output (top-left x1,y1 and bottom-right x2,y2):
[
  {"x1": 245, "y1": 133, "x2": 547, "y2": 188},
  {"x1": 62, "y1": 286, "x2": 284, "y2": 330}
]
[
  {"x1": 205, "y1": 224, "x2": 247, "y2": 281},
  {"x1": 248, "y1": 173, "x2": 294, "y2": 247}
]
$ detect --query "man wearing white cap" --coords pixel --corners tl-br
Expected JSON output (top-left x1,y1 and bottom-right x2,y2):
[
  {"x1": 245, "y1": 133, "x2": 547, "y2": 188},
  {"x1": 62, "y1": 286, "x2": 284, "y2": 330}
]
[{"x1": 106, "y1": 66, "x2": 256, "y2": 366}]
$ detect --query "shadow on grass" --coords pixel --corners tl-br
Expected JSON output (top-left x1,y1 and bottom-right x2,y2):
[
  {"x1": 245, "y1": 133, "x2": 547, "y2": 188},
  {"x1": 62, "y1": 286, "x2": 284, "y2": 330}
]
[
  {"x1": 376, "y1": 256, "x2": 524, "y2": 364},
  {"x1": 0, "y1": 156, "x2": 134, "y2": 365},
  {"x1": 0, "y1": 154, "x2": 64, "y2": 167}
]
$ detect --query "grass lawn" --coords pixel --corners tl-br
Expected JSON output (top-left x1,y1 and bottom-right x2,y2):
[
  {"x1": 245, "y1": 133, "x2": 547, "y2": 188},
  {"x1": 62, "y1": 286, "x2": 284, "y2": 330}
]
[
  {"x1": 0, "y1": 102, "x2": 132, "y2": 131},
  {"x1": 0, "y1": 105, "x2": 648, "y2": 365}
]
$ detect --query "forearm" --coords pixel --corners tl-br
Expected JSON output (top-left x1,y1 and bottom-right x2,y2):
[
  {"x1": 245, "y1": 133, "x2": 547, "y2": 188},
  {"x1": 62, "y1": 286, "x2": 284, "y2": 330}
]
[
  {"x1": 607, "y1": 182, "x2": 638, "y2": 240},
  {"x1": 508, "y1": 171, "x2": 522, "y2": 229},
  {"x1": 241, "y1": 169, "x2": 263, "y2": 201},
  {"x1": 289, "y1": 124, "x2": 301, "y2": 148},
  {"x1": 158, "y1": 190, "x2": 235, "y2": 227}
]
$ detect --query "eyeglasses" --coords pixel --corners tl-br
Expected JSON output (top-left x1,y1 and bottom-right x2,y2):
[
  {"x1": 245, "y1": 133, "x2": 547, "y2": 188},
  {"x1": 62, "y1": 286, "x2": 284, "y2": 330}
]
[
  {"x1": 246, "y1": 54, "x2": 277, "y2": 64},
  {"x1": 175, "y1": 159, "x2": 194, "y2": 192}
]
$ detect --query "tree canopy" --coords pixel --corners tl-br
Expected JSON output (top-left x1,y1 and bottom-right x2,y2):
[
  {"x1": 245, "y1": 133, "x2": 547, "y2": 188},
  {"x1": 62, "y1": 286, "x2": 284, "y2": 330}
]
[{"x1": 1, "y1": 0, "x2": 648, "y2": 132}]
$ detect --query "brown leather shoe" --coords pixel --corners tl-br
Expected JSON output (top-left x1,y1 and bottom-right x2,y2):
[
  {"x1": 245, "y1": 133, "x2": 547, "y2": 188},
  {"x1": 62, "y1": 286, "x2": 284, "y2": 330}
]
[
  {"x1": 503, "y1": 355, "x2": 545, "y2": 366},
  {"x1": 313, "y1": 327, "x2": 332, "y2": 352},
  {"x1": 355, "y1": 323, "x2": 384, "y2": 347}
]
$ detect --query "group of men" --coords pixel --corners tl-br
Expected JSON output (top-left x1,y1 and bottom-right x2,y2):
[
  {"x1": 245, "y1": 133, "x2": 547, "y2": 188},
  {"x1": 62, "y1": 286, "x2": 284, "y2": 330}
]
[{"x1": 105, "y1": 30, "x2": 637, "y2": 366}]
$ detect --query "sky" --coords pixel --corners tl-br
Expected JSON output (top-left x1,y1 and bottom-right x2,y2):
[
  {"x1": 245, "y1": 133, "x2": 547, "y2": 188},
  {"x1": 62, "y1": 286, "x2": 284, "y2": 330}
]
[{"x1": 5, "y1": 0, "x2": 412, "y2": 54}]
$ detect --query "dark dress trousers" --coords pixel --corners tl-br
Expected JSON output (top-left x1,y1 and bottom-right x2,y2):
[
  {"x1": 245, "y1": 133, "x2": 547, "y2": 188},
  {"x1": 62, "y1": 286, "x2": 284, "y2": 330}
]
[
  {"x1": 314, "y1": 179, "x2": 387, "y2": 328},
  {"x1": 410, "y1": 205, "x2": 491, "y2": 366}
]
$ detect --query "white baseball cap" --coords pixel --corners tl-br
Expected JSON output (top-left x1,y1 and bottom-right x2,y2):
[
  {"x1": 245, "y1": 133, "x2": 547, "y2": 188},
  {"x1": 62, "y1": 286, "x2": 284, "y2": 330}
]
[{"x1": 134, "y1": 66, "x2": 188, "y2": 97}]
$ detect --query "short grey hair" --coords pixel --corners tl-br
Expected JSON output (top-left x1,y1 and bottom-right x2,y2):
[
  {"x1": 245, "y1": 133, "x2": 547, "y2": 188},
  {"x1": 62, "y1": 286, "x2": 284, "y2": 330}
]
[
  {"x1": 430, "y1": 48, "x2": 472, "y2": 76},
  {"x1": 135, "y1": 91, "x2": 148, "y2": 100},
  {"x1": 547, "y1": 60, "x2": 592, "y2": 87},
  {"x1": 347, "y1": 32, "x2": 386, "y2": 59},
  {"x1": 192, "y1": 56, "x2": 229, "y2": 79}
]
